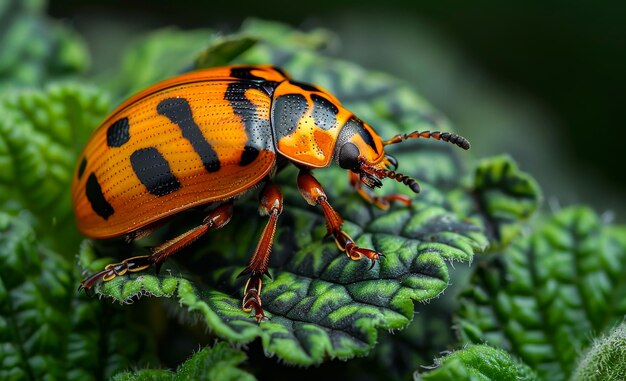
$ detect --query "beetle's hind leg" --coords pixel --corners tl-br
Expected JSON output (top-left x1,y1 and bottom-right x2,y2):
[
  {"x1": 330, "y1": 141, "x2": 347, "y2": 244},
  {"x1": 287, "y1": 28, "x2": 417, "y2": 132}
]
[
  {"x1": 298, "y1": 170, "x2": 382, "y2": 269},
  {"x1": 239, "y1": 182, "x2": 283, "y2": 323},
  {"x1": 80, "y1": 202, "x2": 234, "y2": 290}
]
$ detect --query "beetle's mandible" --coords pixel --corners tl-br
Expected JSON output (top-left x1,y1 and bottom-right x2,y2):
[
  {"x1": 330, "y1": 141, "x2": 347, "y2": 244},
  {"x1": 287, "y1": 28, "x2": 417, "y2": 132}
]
[{"x1": 73, "y1": 65, "x2": 470, "y2": 322}]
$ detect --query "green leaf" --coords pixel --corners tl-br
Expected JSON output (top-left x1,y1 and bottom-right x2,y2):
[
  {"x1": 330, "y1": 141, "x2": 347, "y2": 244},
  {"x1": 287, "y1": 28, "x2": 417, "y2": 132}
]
[
  {"x1": 85, "y1": 184, "x2": 486, "y2": 365},
  {"x1": 105, "y1": 28, "x2": 215, "y2": 102},
  {"x1": 456, "y1": 207, "x2": 626, "y2": 380},
  {"x1": 414, "y1": 345, "x2": 539, "y2": 381},
  {"x1": 0, "y1": 83, "x2": 109, "y2": 251},
  {"x1": 571, "y1": 321, "x2": 626, "y2": 381},
  {"x1": 194, "y1": 35, "x2": 258, "y2": 68},
  {"x1": 239, "y1": 19, "x2": 339, "y2": 51},
  {"x1": 450, "y1": 155, "x2": 541, "y2": 249},
  {"x1": 111, "y1": 342, "x2": 256, "y2": 381},
  {"x1": 0, "y1": 0, "x2": 89, "y2": 87},
  {"x1": 0, "y1": 212, "x2": 156, "y2": 381}
]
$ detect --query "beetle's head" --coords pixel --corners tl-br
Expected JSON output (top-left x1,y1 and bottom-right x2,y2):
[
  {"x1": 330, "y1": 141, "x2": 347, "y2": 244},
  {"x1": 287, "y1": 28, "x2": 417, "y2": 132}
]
[
  {"x1": 332, "y1": 116, "x2": 415, "y2": 191},
  {"x1": 333, "y1": 117, "x2": 470, "y2": 194}
]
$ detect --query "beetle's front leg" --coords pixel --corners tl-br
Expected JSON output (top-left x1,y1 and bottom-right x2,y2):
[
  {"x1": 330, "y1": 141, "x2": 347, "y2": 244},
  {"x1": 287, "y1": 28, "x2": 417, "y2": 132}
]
[
  {"x1": 239, "y1": 182, "x2": 283, "y2": 323},
  {"x1": 348, "y1": 172, "x2": 412, "y2": 210},
  {"x1": 80, "y1": 202, "x2": 234, "y2": 290},
  {"x1": 298, "y1": 170, "x2": 382, "y2": 268}
]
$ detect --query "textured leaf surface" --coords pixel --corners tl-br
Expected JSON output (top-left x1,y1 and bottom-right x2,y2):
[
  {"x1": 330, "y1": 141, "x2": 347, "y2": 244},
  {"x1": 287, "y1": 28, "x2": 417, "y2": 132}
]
[
  {"x1": 415, "y1": 345, "x2": 539, "y2": 381},
  {"x1": 457, "y1": 207, "x2": 626, "y2": 380},
  {"x1": 571, "y1": 321, "x2": 626, "y2": 381},
  {"x1": 84, "y1": 22, "x2": 494, "y2": 365},
  {"x1": 451, "y1": 155, "x2": 541, "y2": 249},
  {"x1": 111, "y1": 342, "x2": 256, "y2": 381},
  {"x1": 0, "y1": 213, "x2": 156, "y2": 381},
  {"x1": 0, "y1": 83, "x2": 109, "y2": 250},
  {"x1": 0, "y1": 0, "x2": 88, "y2": 87},
  {"x1": 85, "y1": 190, "x2": 485, "y2": 365}
]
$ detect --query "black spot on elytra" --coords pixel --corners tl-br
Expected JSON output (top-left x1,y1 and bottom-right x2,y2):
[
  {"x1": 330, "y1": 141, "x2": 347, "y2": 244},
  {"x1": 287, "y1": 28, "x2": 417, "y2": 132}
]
[
  {"x1": 272, "y1": 94, "x2": 308, "y2": 138},
  {"x1": 130, "y1": 147, "x2": 181, "y2": 196},
  {"x1": 240, "y1": 146, "x2": 260, "y2": 166},
  {"x1": 311, "y1": 94, "x2": 338, "y2": 130},
  {"x1": 86, "y1": 173, "x2": 114, "y2": 220},
  {"x1": 106, "y1": 117, "x2": 130, "y2": 147},
  {"x1": 225, "y1": 68, "x2": 275, "y2": 161},
  {"x1": 157, "y1": 97, "x2": 220, "y2": 173},
  {"x1": 77, "y1": 157, "x2": 87, "y2": 179}
]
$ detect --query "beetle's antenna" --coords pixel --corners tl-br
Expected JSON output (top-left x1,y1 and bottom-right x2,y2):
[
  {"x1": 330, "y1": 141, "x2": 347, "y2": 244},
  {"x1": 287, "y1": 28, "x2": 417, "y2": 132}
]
[
  {"x1": 360, "y1": 163, "x2": 421, "y2": 193},
  {"x1": 383, "y1": 131, "x2": 470, "y2": 150},
  {"x1": 383, "y1": 170, "x2": 420, "y2": 193}
]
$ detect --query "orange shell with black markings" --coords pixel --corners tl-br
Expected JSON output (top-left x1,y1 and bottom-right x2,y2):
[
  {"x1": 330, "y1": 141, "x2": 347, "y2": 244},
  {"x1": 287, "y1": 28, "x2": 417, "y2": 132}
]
[{"x1": 71, "y1": 65, "x2": 359, "y2": 239}]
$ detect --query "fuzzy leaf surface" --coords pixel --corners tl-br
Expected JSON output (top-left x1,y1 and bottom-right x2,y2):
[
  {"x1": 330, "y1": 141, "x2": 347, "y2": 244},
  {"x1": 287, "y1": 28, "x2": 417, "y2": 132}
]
[
  {"x1": 0, "y1": 84, "x2": 109, "y2": 250},
  {"x1": 571, "y1": 321, "x2": 626, "y2": 381},
  {"x1": 415, "y1": 345, "x2": 539, "y2": 381},
  {"x1": 457, "y1": 207, "x2": 626, "y2": 380},
  {"x1": 111, "y1": 342, "x2": 256, "y2": 381},
  {"x1": 0, "y1": 213, "x2": 156, "y2": 381}
]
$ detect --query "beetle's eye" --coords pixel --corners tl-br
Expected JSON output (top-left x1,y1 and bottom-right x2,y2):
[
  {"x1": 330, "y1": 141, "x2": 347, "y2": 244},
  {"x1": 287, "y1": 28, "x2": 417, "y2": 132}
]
[{"x1": 338, "y1": 142, "x2": 360, "y2": 171}]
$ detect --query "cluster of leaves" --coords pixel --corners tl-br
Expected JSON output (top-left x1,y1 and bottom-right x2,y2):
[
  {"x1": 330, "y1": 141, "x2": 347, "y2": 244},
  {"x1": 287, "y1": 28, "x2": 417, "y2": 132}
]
[{"x1": 0, "y1": 3, "x2": 625, "y2": 380}]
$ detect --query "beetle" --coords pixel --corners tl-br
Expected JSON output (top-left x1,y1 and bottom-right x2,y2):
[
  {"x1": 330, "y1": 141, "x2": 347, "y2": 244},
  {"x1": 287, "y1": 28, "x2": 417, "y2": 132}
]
[{"x1": 73, "y1": 65, "x2": 470, "y2": 322}]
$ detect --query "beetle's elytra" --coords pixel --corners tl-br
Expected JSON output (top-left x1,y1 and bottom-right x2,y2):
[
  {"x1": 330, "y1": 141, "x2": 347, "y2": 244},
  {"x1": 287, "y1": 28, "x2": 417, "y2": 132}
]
[{"x1": 73, "y1": 65, "x2": 470, "y2": 321}]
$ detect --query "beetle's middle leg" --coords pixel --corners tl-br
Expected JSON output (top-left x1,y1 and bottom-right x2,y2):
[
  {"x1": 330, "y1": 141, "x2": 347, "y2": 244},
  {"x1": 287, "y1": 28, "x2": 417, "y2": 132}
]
[
  {"x1": 80, "y1": 202, "x2": 234, "y2": 289},
  {"x1": 298, "y1": 170, "x2": 382, "y2": 268},
  {"x1": 239, "y1": 181, "x2": 283, "y2": 323}
]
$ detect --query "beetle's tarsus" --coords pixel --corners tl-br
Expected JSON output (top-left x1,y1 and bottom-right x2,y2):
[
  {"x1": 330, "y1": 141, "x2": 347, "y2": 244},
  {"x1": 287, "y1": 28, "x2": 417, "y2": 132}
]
[{"x1": 242, "y1": 288, "x2": 268, "y2": 323}]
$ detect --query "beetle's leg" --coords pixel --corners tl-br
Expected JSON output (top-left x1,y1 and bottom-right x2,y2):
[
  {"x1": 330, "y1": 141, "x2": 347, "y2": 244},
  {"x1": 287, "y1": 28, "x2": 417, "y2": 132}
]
[
  {"x1": 298, "y1": 170, "x2": 382, "y2": 268},
  {"x1": 348, "y1": 172, "x2": 412, "y2": 210},
  {"x1": 239, "y1": 182, "x2": 282, "y2": 323},
  {"x1": 80, "y1": 202, "x2": 234, "y2": 290}
]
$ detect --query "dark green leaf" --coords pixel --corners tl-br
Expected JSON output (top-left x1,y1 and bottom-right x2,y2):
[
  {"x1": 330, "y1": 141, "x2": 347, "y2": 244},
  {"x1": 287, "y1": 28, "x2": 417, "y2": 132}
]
[
  {"x1": 456, "y1": 206, "x2": 626, "y2": 380},
  {"x1": 86, "y1": 186, "x2": 486, "y2": 365},
  {"x1": 195, "y1": 35, "x2": 258, "y2": 68},
  {"x1": 450, "y1": 155, "x2": 541, "y2": 249},
  {"x1": 111, "y1": 342, "x2": 256, "y2": 381},
  {"x1": 104, "y1": 28, "x2": 215, "y2": 102},
  {"x1": 415, "y1": 345, "x2": 539, "y2": 381},
  {"x1": 0, "y1": 83, "x2": 109, "y2": 251},
  {"x1": 0, "y1": 0, "x2": 89, "y2": 87},
  {"x1": 0, "y1": 213, "x2": 156, "y2": 381}
]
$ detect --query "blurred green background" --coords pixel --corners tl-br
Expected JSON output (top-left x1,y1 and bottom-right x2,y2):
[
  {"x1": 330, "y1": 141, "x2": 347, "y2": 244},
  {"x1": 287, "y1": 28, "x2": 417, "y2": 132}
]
[{"x1": 46, "y1": 0, "x2": 626, "y2": 219}]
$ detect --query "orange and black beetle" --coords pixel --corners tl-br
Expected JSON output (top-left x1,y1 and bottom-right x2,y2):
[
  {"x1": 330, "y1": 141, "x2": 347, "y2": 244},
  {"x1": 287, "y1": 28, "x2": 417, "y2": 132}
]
[{"x1": 73, "y1": 65, "x2": 469, "y2": 321}]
